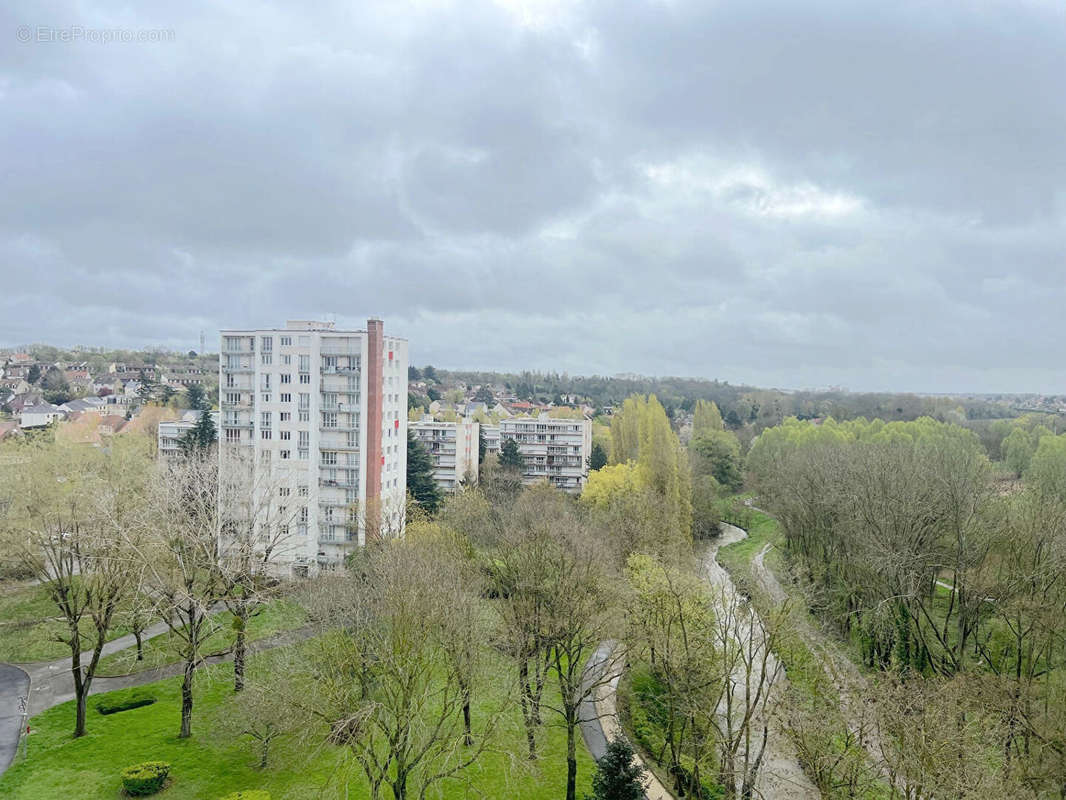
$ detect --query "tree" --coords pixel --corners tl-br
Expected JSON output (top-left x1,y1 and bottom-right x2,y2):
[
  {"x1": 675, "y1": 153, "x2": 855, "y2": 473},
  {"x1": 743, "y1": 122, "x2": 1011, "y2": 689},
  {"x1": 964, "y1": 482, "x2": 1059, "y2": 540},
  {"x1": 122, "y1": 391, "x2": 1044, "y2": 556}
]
[
  {"x1": 27, "y1": 364, "x2": 41, "y2": 384},
  {"x1": 180, "y1": 410, "x2": 217, "y2": 455},
  {"x1": 184, "y1": 383, "x2": 208, "y2": 411},
  {"x1": 474, "y1": 386, "x2": 494, "y2": 404},
  {"x1": 589, "y1": 738, "x2": 647, "y2": 800},
  {"x1": 692, "y1": 399, "x2": 724, "y2": 435},
  {"x1": 690, "y1": 428, "x2": 743, "y2": 492},
  {"x1": 41, "y1": 366, "x2": 72, "y2": 405},
  {"x1": 406, "y1": 430, "x2": 443, "y2": 513},
  {"x1": 499, "y1": 437, "x2": 524, "y2": 470},
  {"x1": 159, "y1": 384, "x2": 177, "y2": 404},
  {"x1": 422, "y1": 365, "x2": 438, "y2": 382},
  {"x1": 139, "y1": 451, "x2": 229, "y2": 738},
  {"x1": 588, "y1": 440, "x2": 608, "y2": 471},
  {"x1": 408, "y1": 365, "x2": 421, "y2": 381},
  {"x1": 478, "y1": 425, "x2": 487, "y2": 464},
  {"x1": 0, "y1": 438, "x2": 148, "y2": 737},
  {"x1": 294, "y1": 539, "x2": 497, "y2": 800},
  {"x1": 427, "y1": 386, "x2": 441, "y2": 402}
]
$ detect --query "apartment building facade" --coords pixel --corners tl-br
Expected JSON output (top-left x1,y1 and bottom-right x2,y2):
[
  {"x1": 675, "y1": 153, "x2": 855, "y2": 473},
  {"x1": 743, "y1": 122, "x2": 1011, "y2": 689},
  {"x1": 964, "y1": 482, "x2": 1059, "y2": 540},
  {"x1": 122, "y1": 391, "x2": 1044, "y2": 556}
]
[
  {"x1": 410, "y1": 416, "x2": 480, "y2": 492},
  {"x1": 492, "y1": 414, "x2": 592, "y2": 492},
  {"x1": 219, "y1": 319, "x2": 408, "y2": 575}
]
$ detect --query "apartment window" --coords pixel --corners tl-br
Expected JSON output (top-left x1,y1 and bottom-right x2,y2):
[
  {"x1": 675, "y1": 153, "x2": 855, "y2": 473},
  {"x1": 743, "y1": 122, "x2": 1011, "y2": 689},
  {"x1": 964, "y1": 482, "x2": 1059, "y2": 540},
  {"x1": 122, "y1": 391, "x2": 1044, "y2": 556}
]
[
  {"x1": 321, "y1": 451, "x2": 337, "y2": 465},
  {"x1": 299, "y1": 410, "x2": 309, "y2": 422},
  {"x1": 280, "y1": 450, "x2": 291, "y2": 459},
  {"x1": 280, "y1": 336, "x2": 292, "y2": 346},
  {"x1": 298, "y1": 431, "x2": 309, "y2": 448},
  {"x1": 261, "y1": 374, "x2": 271, "y2": 390},
  {"x1": 260, "y1": 450, "x2": 271, "y2": 464},
  {"x1": 261, "y1": 412, "x2": 272, "y2": 428},
  {"x1": 323, "y1": 355, "x2": 337, "y2": 369},
  {"x1": 298, "y1": 393, "x2": 310, "y2": 409},
  {"x1": 299, "y1": 448, "x2": 309, "y2": 460},
  {"x1": 261, "y1": 429, "x2": 272, "y2": 440},
  {"x1": 347, "y1": 431, "x2": 358, "y2": 448},
  {"x1": 226, "y1": 354, "x2": 241, "y2": 369},
  {"x1": 322, "y1": 393, "x2": 337, "y2": 409},
  {"x1": 299, "y1": 507, "x2": 308, "y2": 523},
  {"x1": 261, "y1": 352, "x2": 272, "y2": 365},
  {"x1": 225, "y1": 392, "x2": 240, "y2": 405},
  {"x1": 225, "y1": 374, "x2": 237, "y2": 388},
  {"x1": 280, "y1": 374, "x2": 292, "y2": 386},
  {"x1": 279, "y1": 487, "x2": 291, "y2": 497},
  {"x1": 225, "y1": 429, "x2": 241, "y2": 443},
  {"x1": 261, "y1": 393, "x2": 271, "y2": 403},
  {"x1": 280, "y1": 430, "x2": 291, "y2": 441},
  {"x1": 322, "y1": 412, "x2": 337, "y2": 428},
  {"x1": 280, "y1": 411, "x2": 291, "y2": 421},
  {"x1": 299, "y1": 355, "x2": 310, "y2": 373},
  {"x1": 282, "y1": 354, "x2": 292, "y2": 365},
  {"x1": 299, "y1": 374, "x2": 310, "y2": 384},
  {"x1": 280, "y1": 393, "x2": 292, "y2": 403},
  {"x1": 260, "y1": 336, "x2": 273, "y2": 352}
]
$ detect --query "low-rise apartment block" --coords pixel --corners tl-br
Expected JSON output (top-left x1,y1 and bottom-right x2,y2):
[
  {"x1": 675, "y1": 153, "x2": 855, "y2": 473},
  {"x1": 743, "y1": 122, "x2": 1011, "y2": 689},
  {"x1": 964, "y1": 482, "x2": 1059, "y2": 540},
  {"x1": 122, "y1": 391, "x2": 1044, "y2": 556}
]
[
  {"x1": 219, "y1": 318, "x2": 408, "y2": 575},
  {"x1": 492, "y1": 414, "x2": 592, "y2": 492},
  {"x1": 411, "y1": 416, "x2": 479, "y2": 492},
  {"x1": 157, "y1": 410, "x2": 221, "y2": 458}
]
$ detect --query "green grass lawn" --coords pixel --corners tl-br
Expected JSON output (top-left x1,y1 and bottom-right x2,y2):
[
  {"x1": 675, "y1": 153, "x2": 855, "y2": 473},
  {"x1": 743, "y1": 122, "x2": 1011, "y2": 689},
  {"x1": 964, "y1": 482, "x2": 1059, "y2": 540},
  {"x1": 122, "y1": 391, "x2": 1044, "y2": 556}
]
[
  {"x1": 95, "y1": 600, "x2": 308, "y2": 677},
  {"x1": 0, "y1": 646, "x2": 596, "y2": 800},
  {"x1": 0, "y1": 581, "x2": 135, "y2": 663}
]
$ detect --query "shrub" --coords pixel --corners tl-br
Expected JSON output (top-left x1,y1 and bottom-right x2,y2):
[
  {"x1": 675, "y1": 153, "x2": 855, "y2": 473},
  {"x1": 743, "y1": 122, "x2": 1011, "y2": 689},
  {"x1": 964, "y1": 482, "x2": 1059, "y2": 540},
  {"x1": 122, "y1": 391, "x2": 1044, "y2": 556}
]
[
  {"x1": 96, "y1": 690, "x2": 156, "y2": 715},
  {"x1": 120, "y1": 761, "x2": 170, "y2": 796},
  {"x1": 219, "y1": 792, "x2": 271, "y2": 800}
]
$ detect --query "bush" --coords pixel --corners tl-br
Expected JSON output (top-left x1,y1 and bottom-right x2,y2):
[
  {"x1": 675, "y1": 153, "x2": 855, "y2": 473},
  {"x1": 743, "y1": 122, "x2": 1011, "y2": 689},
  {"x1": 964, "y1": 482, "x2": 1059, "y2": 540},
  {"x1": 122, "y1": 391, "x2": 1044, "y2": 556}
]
[
  {"x1": 120, "y1": 761, "x2": 170, "y2": 796},
  {"x1": 219, "y1": 792, "x2": 271, "y2": 800},
  {"x1": 96, "y1": 690, "x2": 156, "y2": 715}
]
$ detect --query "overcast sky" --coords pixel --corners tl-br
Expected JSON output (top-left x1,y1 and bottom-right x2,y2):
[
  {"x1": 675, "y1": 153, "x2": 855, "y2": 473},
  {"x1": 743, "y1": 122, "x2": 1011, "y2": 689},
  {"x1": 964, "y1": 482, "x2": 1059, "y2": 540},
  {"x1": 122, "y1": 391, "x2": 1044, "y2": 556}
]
[{"x1": 2, "y1": 0, "x2": 1064, "y2": 393}]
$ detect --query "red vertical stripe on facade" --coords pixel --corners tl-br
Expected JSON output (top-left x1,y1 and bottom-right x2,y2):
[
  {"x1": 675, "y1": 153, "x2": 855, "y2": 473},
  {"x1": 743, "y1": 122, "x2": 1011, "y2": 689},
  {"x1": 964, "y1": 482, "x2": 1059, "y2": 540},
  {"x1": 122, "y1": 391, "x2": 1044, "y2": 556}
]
[{"x1": 365, "y1": 318, "x2": 384, "y2": 528}]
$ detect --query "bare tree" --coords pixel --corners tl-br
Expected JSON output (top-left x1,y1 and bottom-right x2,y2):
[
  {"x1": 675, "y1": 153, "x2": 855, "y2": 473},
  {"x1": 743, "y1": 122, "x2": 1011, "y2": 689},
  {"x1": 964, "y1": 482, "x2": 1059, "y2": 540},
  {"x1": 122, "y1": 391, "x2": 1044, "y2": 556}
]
[
  {"x1": 293, "y1": 538, "x2": 500, "y2": 800},
  {"x1": 137, "y1": 450, "x2": 228, "y2": 738},
  {"x1": 0, "y1": 438, "x2": 148, "y2": 737}
]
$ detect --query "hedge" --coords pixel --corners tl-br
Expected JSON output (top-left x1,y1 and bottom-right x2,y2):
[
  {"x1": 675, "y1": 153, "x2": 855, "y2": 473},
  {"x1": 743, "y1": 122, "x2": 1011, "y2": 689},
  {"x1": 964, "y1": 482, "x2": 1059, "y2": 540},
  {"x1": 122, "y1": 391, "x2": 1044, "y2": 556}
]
[
  {"x1": 120, "y1": 761, "x2": 170, "y2": 796},
  {"x1": 95, "y1": 690, "x2": 156, "y2": 715}
]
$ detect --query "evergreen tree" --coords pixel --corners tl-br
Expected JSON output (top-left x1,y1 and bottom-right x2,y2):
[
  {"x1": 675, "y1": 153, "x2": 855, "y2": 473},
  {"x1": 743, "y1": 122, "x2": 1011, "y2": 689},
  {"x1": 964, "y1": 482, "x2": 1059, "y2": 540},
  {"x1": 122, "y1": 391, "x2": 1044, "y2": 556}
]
[
  {"x1": 179, "y1": 410, "x2": 216, "y2": 455},
  {"x1": 406, "y1": 430, "x2": 443, "y2": 513},
  {"x1": 588, "y1": 738, "x2": 646, "y2": 800},
  {"x1": 478, "y1": 426, "x2": 487, "y2": 464},
  {"x1": 184, "y1": 383, "x2": 208, "y2": 411},
  {"x1": 498, "y1": 437, "x2": 524, "y2": 471},
  {"x1": 588, "y1": 440, "x2": 608, "y2": 471},
  {"x1": 27, "y1": 364, "x2": 41, "y2": 384}
]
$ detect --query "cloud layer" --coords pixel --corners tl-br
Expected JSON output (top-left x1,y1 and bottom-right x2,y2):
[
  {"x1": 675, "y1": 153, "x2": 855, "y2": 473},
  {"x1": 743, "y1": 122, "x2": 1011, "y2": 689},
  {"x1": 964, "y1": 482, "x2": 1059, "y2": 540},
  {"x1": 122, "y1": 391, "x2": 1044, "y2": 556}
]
[{"x1": 2, "y1": 0, "x2": 1064, "y2": 392}]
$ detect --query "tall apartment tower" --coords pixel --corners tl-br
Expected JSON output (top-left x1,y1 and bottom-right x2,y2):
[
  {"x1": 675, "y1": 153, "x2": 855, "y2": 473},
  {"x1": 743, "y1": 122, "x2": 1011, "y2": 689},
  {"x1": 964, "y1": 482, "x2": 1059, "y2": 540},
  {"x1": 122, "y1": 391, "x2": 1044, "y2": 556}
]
[{"x1": 219, "y1": 319, "x2": 408, "y2": 575}]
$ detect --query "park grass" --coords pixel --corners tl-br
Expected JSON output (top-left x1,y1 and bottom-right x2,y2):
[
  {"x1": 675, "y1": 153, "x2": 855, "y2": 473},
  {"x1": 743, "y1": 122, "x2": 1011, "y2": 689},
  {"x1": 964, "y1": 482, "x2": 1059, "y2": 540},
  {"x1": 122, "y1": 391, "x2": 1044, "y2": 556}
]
[
  {"x1": 0, "y1": 645, "x2": 596, "y2": 800},
  {"x1": 95, "y1": 599, "x2": 308, "y2": 677},
  {"x1": 0, "y1": 581, "x2": 134, "y2": 663}
]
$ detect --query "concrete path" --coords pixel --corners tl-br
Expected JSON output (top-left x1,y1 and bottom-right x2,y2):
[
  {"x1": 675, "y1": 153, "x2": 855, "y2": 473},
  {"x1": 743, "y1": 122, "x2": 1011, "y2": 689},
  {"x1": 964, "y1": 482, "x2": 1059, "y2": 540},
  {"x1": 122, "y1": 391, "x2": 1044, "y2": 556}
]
[
  {"x1": 0, "y1": 664, "x2": 29, "y2": 776},
  {"x1": 580, "y1": 642, "x2": 673, "y2": 800}
]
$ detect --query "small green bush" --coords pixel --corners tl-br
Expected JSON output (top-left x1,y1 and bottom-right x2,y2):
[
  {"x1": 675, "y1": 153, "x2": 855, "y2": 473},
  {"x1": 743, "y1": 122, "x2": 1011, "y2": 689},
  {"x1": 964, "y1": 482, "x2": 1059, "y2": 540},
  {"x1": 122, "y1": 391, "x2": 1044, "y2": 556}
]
[
  {"x1": 121, "y1": 761, "x2": 170, "y2": 796},
  {"x1": 219, "y1": 792, "x2": 271, "y2": 800},
  {"x1": 96, "y1": 690, "x2": 156, "y2": 715}
]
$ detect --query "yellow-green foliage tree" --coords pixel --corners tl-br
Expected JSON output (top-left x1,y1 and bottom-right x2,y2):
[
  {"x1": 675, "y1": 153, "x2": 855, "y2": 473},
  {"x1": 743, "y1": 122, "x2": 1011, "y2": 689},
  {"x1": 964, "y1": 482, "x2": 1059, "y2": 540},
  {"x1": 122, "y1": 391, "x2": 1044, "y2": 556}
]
[
  {"x1": 692, "y1": 399, "x2": 724, "y2": 435},
  {"x1": 602, "y1": 395, "x2": 692, "y2": 553}
]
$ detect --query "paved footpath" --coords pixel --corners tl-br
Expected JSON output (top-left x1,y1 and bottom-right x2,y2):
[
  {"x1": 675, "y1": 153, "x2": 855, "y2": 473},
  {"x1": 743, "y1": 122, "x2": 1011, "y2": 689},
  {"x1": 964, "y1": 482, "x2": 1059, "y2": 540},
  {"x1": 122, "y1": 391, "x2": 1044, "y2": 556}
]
[{"x1": 0, "y1": 664, "x2": 30, "y2": 776}]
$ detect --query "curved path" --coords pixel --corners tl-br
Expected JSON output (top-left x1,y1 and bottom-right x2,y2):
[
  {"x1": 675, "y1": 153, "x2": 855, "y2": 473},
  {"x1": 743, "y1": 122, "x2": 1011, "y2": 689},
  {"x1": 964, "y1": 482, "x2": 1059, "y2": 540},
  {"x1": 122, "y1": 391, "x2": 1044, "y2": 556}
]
[
  {"x1": 699, "y1": 525, "x2": 819, "y2": 800},
  {"x1": 0, "y1": 664, "x2": 30, "y2": 776},
  {"x1": 581, "y1": 525, "x2": 818, "y2": 800}
]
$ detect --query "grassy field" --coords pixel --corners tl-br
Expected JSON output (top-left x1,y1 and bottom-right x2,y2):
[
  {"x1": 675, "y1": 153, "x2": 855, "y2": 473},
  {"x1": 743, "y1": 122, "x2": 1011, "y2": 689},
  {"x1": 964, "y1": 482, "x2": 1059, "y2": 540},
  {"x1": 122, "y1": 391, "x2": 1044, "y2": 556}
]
[
  {"x1": 0, "y1": 646, "x2": 595, "y2": 799},
  {"x1": 95, "y1": 600, "x2": 308, "y2": 677},
  {"x1": 0, "y1": 581, "x2": 135, "y2": 663}
]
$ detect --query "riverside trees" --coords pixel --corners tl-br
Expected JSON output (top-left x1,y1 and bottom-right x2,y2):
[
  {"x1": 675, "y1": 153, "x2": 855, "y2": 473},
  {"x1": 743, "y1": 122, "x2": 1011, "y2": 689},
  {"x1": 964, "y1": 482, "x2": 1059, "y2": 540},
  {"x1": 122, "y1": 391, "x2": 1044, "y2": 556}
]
[{"x1": 748, "y1": 415, "x2": 1066, "y2": 796}]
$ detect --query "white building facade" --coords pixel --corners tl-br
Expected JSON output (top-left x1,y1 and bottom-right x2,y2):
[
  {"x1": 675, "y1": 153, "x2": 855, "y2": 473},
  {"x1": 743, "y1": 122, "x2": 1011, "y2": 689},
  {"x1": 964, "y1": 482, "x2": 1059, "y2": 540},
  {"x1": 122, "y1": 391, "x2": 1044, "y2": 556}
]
[
  {"x1": 219, "y1": 319, "x2": 408, "y2": 575},
  {"x1": 411, "y1": 416, "x2": 480, "y2": 492},
  {"x1": 157, "y1": 411, "x2": 221, "y2": 459},
  {"x1": 495, "y1": 414, "x2": 593, "y2": 492}
]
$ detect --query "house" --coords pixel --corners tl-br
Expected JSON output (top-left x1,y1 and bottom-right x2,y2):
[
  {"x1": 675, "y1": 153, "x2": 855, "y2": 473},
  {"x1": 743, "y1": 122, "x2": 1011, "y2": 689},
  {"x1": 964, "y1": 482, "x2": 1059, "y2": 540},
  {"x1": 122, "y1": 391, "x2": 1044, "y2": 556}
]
[
  {"x1": 60, "y1": 397, "x2": 107, "y2": 413},
  {"x1": 20, "y1": 403, "x2": 66, "y2": 429}
]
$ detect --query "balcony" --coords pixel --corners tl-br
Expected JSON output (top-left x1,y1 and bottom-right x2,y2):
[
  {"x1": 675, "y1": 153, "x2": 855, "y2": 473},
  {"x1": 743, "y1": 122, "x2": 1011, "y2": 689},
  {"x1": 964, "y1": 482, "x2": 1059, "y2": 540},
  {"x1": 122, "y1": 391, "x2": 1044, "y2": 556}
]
[
  {"x1": 222, "y1": 365, "x2": 255, "y2": 374},
  {"x1": 223, "y1": 420, "x2": 253, "y2": 429},
  {"x1": 318, "y1": 478, "x2": 359, "y2": 489}
]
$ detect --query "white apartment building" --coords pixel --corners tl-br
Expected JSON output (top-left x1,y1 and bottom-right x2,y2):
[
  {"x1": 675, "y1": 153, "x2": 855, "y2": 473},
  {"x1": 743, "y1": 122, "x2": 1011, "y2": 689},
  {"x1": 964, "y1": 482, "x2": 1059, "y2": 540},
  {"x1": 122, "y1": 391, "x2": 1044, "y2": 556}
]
[
  {"x1": 482, "y1": 424, "x2": 502, "y2": 455},
  {"x1": 494, "y1": 414, "x2": 593, "y2": 492},
  {"x1": 219, "y1": 319, "x2": 408, "y2": 575},
  {"x1": 411, "y1": 416, "x2": 480, "y2": 492},
  {"x1": 157, "y1": 410, "x2": 220, "y2": 459}
]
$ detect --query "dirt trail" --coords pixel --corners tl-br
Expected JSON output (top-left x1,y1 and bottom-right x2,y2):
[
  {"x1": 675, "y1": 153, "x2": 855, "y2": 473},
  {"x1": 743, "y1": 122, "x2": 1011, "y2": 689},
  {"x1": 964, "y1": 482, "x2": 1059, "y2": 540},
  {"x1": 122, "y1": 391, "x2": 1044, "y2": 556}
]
[
  {"x1": 700, "y1": 525, "x2": 820, "y2": 800},
  {"x1": 751, "y1": 543, "x2": 901, "y2": 790}
]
